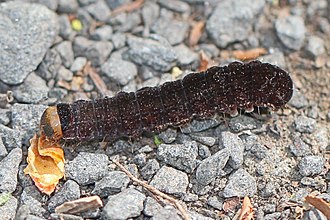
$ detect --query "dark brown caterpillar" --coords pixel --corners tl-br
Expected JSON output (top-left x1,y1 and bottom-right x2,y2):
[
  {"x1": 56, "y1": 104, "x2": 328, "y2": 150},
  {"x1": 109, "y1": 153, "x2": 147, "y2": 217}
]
[{"x1": 40, "y1": 60, "x2": 293, "y2": 143}]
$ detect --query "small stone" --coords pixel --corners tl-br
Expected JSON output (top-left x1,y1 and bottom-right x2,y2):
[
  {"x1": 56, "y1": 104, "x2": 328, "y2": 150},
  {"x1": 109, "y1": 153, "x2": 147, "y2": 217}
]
[
  {"x1": 143, "y1": 196, "x2": 163, "y2": 216},
  {"x1": 223, "y1": 168, "x2": 257, "y2": 198},
  {"x1": 207, "y1": 196, "x2": 223, "y2": 210},
  {"x1": 275, "y1": 15, "x2": 306, "y2": 50},
  {"x1": 111, "y1": 32, "x2": 126, "y2": 49},
  {"x1": 11, "y1": 104, "x2": 47, "y2": 143},
  {"x1": 151, "y1": 206, "x2": 181, "y2": 220},
  {"x1": 102, "y1": 188, "x2": 146, "y2": 220},
  {"x1": 141, "y1": 1, "x2": 160, "y2": 33},
  {"x1": 229, "y1": 115, "x2": 257, "y2": 132},
  {"x1": 138, "y1": 145, "x2": 153, "y2": 153},
  {"x1": 113, "y1": 11, "x2": 141, "y2": 33},
  {"x1": 261, "y1": 182, "x2": 276, "y2": 197},
  {"x1": 305, "y1": 36, "x2": 326, "y2": 58},
  {"x1": 157, "y1": 141, "x2": 199, "y2": 173},
  {"x1": 0, "y1": 2, "x2": 58, "y2": 85},
  {"x1": 294, "y1": 115, "x2": 316, "y2": 133},
  {"x1": 198, "y1": 144, "x2": 211, "y2": 159},
  {"x1": 70, "y1": 57, "x2": 87, "y2": 73},
  {"x1": 289, "y1": 135, "x2": 312, "y2": 157},
  {"x1": 260, "y1": 49, "x2": 286, "y2": 68},
  {"x1": 0, "y1": 124, "x2": 22, "y2": 150},
  {"x1": 189, "y1": 211, "x2": 214, "y2": 220},
  {"x1": 85, "y1": 41, "x2": 113, "y2": 66},
  {"x1": 101, "y1": 57, "x2": 137, "y2": 86},
  {"x1": 58, "y1": 15, "x2": 74, "y2": 40},
  {"x1": 220, "y1": 131, "x2": 244, "y2": 169},
  {"x1": 127, "y1": 35, "x2": 177, "y2": 72},
  {"x1": 0, "y1": 195, "x2": 17, "y2": 220},
  {"x1": 91, "y1": 25, "x2": 113, "y2": 41},
  {"x1": 140, "y1": 159, "x2": 160, "y2": 180},
  {"x1": 291, "y1": 188, "x2": 311, "y2": 202},
  {"x1": 84, "y1": 0, "x2": 111, "y2": 22},
  {"x1": 12, "y1": 73, "x2": 49, "y2": 104},
  {"x1": 78, "y1": 0, "x2": 98, "y2": 6},
  {"x1": 48, "y1": 180, "x2": 80, "y2": 213},
  {"x1": 173, "y1": 44, "x2": 199, "y2": 66},
  {"x1": 36, "y1": 48, "x2": 62, "y2": 81},
  {"x1": 190, "y1": 135, "x2": 216, "y2": 147},
  {"x1": 55, "y1": 41, "x2": 74, "y2": 68},
  {"x1": 195, "y1": 149, "x2": 229, "y2": 186},
  {"x1": 0, "y1": 148, "x2": 22, "y2": 193},
  {"x1": 158, "y1": 0, "x2": 190, "y2": 13},
  {"x1": 158, "y1": 128, "x2": 177, "y2": 144},
  {"x1": 181, "y1": 118, "x2": 220, "y2": 134},
  {"x1": 133, "y1": 153, "x2": 147, "y2": 167},
  {"x1": 66, "y1": 152, "x2": 110, "y2": 185},
  {"x1": 20, "y1": 186, "x2": 47, "y2": 217},
  {"x1": 151, "y1": 17, "x2": 189, "y2": 45},
  {"x1": 298, "y1": 156, "x2": 325, "y2": 176},
  {"x1": 289, "y1": 89, "x2": 309, "y2": 109},
  {"x1": 58, "y1": 0, "x2": 79, "y2": 13},
  {"x1": 92, "y1": 171, "x2": 130, "y2": 198},
  {"x1": 150, "y1": 166, "x2": 188, "y2": 195},
  {"x1": 0, "y1": 138, "x2": 8, "y2": 158},
  {"x1": 206, "y1": 0, "x2": 265, "y2": 48},
  {"x1": 0, "y1": 109, "x2": 10, "y2": 126},
  {"x1": 57, "y1": 66, "x2": 74, "y2": 82},
  {"x1": 313, "y1": 128, "x2": 329, "y2": 150},
  {"x1": 302, "y1": 208, "x2": 328, "y2": 220}
]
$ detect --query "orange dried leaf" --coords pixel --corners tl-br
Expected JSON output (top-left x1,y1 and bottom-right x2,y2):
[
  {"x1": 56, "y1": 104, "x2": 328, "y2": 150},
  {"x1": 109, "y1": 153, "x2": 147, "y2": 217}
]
[
  {"x1": 24, "y1": 134, "x2": 65, "y2": 195},
  {"x1": 189, "y1": 20, "x2": 205, "y2": 46},
  {"x1": 198, "y1": 51, "x2": 210, "y2": 72},
  {"x1": 232, "y1": 48, "x2": 268, "y2": 61},
  {"x1": 112, "y1": 0, "x2": 144, "y2": 15},
  {"x1": 239, "y1": 197, "x2": 254, "y2": 220},
  {"x1": 305, "y1": 194, "x2": 330, "y2": 219}
]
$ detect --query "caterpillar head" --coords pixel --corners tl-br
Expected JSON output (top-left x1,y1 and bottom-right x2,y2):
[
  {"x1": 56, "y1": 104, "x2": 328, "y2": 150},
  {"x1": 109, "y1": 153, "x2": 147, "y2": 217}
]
[{"x1": 40, "y1": 106, "x2": 63, "y2": 143}]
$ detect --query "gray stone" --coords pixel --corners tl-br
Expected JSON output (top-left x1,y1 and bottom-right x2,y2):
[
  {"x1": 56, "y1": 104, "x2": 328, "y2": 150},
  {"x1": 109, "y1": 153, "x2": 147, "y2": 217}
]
[
  {"x1": 48, "y1": 180, "x2": 81, "y2": 213},
  {"x1": 133, "y1": 153, "x2": 147, "y2": 167},
  {"x1": 70, "y1": 57, "x2": 87, "y2": 73},
  {"x1": 143, "y1": 196, "x2": 163, "y2": 216},
  {"x1": 302, "y1": 208, "x2": 328, "y2": 220},
  {"x1": 20, "y1": 186, "x2": 47, "y2": 217},
  {"x1": 264, "y1": 212, "x2": 282, "y2": 220},
  {"x1": 289, "y1": 89, "x2": 309, "y2": 109},
  {"x1": 13, "y1": 72, "x2": 49, "y2": 104},
  {"x1": 0, "y1": 108, "x2": 10, "y2": 126},
  {"x1": 0, "y1": 148, "x2": 22, "y2": 193},
  {"x1": 85, "y1": 0, "x2": 111, "y2": 22},
  {"x1": 158, "y1": 128, "x2": 177, "y2": 144},
  {"x1": 101, "y1": 57, "x2": 137, "y2": 85},
  {"x1": 36, "y1": 48, "x2": 62, "y2": 81},
  {"x1": 198, "y1": 144, "x2": 211, "y2": 159},
  {"x1": 181, "y1": 118, "x2": 220, "y2": 134},
  {"x1": 36, "y1": 0, "x2": 58, "y2": 11},
  {"x1": 66, "y1": 152, "x2": 110, "y2": 185},
  {"x1": 58, "y1": 0, "x2": 79, "y2": 13},
  {"x1": 141, "y1": 159, "x2": 160, "y2": 180},
  {"x1": 91, "y1": 25, "x2": 113, "y2": 41},
  {"x1": 73, "y1": 36, "x2": 93, "y2": 56},
  {"x1": 0, "y1": 138, "x2": 8, "y2": 158},
  {"x1": 0, "y1": 2, "x2": 58, "y2": 85},
  {"x1": 138, "y1": 145, "x2": 153, "y2": 153},
  {"x1": 289, "y1": 135, "x2": 312, "y2": 157},
  {"x1": 78, "y1": 0, "x2": 98, "y2": 6},
  {"x1": 298, "y1": 156, "x2": 325, "y2": 176},
  {"x1": 92, "y1": 171, "x2": 130, "y2": 197},
  {"x1": 85, "y1": 41, "x2": 113, "y2": 66},
  {"x1": 111, "y1": 32, "x2": 126, "y2": 49},
  {"x1": 127, "y1": 35, "x2": 177, "y2": 72},
  {"x1": 103, "y1": 188, "x2": 146, "y2": 220},
  {"x1": 189, "y1": 211, "x2": 214, "y2": 220},
  {"x1": 314, "y1": 128, "x2": 329, "y2": 150},
  {"x1": 207, "y1": 196, "x2": 223, "y2": 210},
  {"x1": 58, "y1": 15, "x2": 74, "y2": 40},
  {"x1": 0, "y1": 195, "x2": 17, "y2": 220},
  {"x1": 151, "y1": 206, "x2": 181, "y2": 220},
  {"x1": 206, "y1": 0, "x2": 265, "y2": 48},
  {"x1": 260, "y1": 49, "x2": 286, "y2": 69},
  {"x1": 305, "y1": 36, "x2": 326, "y2": 58},
  {"x1": 11, "y1": 104, "x2": 47, "y2": 143},
  {"x1": 150, "y1": 166, "x2": 188, "y2": 195},
  {"x1": 190, "y1": 135, "x2": 216, "y2": 147},
  {"x1": 275, "y1": 15, "x2": 306, "y2": 50},
  {"x1": 57, "y1": 66, "x2": 74, "y2": 82},
  {"x1": 173, "y1": 44, "x2": 199, "y2": 66},
  {"x1": 55, "y1": 41, "x2": 74, "y2": 68},
  {"x1": 195, "y1": 149, "x2": 229, "y2": 186},
  {"x1": 105, "y1": 0, "x2": 130, "y2": 9},
  {"x1": 0, "y1": 124, "x2": 22, "y2": 150},
  {"x1": 151, "y1": 17, "x2": 189, "y2": 45},
  {"x1": 220, "y1": 131, "x2": 244, "y2": 169},
  {"x1": 141, "y1": 1, "x2": 160, "y2": 36},
  {"x1": 157, "y1": 141, "x2": 199, "y2": 173},
  {"x1": 158, "y1": 0, "x2": 190, "y2": 13},
  {"x1": 294, "y1": 115, "x2": 316, "y2": 133},
  {"x1": 223, "y1": 168, "x2": 257, "y2": 197},
  {"x1": 229, "y1": 115, "x2": 257, "y2": 133}
]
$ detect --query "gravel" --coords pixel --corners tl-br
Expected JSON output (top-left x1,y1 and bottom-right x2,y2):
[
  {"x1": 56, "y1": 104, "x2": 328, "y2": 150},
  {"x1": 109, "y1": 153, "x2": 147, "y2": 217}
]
[
  {"x1": 228, "y1": 115, "x2": 258, "y2": 132},
  {"x1": 0, "y1": 148, "x2": 22, "y2": 193},
  {"x1": 140, "y1": 158, "x2": 160, "y2": 180},
  {"x1": 150, "y1": 166, "x2": 189, "y2": 195},
  {"x1": 298, "y1": 156, "x2": 325, "y2": 176},
  {"x1": 0, "y1": 195, "x2": 17, "y2": 220},
  {"x1": 102, "y1": 188, "x2": 146, "y2": 220},
  {"x1": 219, "y1": 131, "x2": 244, "y2": 169},
  {"x1": 305, "y1": 36, "x2": 326, "y2": 58},
  {"x1": 65, "y1": 152, "x2": 110, "y2": 185},
  {"x1": 55, "y1": 41, "x2": 74, "y2": 69},
  {"x1": 0, "y1": 2, "x2": 58, "y2": 85},
  {"x1": 294, "y1": 115, "x2": 317, "y2": 133},
  {"x1": 275, "y1": 15, "x2": 306, "y2": 50}
]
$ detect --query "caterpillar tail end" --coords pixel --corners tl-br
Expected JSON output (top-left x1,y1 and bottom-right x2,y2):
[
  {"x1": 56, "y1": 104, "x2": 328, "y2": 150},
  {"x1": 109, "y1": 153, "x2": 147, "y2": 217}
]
[{"x1": 40, "y1": 106, "x2": 63, "y2": 143}]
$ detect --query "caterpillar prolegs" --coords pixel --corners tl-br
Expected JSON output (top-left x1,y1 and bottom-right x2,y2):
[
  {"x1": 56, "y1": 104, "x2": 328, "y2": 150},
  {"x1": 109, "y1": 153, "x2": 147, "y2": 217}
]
[{"x1": 40, "y1": 60, "x2": 293, "y2": 143}]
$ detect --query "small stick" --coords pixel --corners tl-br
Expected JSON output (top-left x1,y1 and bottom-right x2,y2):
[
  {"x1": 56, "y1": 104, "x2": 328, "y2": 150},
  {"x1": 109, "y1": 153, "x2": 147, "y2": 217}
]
[{"x1": 111, "y1": 159, "x2": 191, "y2": 220}]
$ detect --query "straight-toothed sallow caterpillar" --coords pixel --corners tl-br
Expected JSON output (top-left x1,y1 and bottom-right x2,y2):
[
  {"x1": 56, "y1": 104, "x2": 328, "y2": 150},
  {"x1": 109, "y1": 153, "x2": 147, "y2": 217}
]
[{"x1": 40, "y1": 60, "x2": 293, "y2": 144}]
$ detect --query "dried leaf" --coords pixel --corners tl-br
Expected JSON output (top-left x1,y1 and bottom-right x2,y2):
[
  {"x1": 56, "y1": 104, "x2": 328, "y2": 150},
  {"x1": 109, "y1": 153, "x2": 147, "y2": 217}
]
[
  {"x1": 239, "y1": 197, "x2": 254, "y2": 220},
  {"x1": 84, "y1": 61, "x2": 109, "y2": 96},
  {"x1": 112, "y1": 0, "x2": 144, "y2": 15},
  {"x1": 305, "y1": 194, "x2": 330, "y2": 219},
  {"x1": 223, "y1": 197, "x2": 240, "y2": 213},
  {"x1": 198, "y1": 51, "x2": 210, "y2": 72},
  {"x1": 189, "y1": 20, "x2": 205, "y2": 46},
  {"x1": 232, "y1": 48, "x2": 268, "y2": 61},
  {"x1": 24, "y1": 134, "x2": 65, "y2": 195},
  {"x1": 55, "y1": 195, "x2": 103, "y2": 214}
]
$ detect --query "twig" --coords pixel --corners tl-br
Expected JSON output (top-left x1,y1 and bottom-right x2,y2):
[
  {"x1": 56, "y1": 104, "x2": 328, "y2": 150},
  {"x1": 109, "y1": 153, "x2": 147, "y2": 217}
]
[
  {"x1": 111, "y1": 0, "x2": 144, "y2": 15},
  {"x1": 111, "y1": 159, "x2": 191, "y2": 220}
]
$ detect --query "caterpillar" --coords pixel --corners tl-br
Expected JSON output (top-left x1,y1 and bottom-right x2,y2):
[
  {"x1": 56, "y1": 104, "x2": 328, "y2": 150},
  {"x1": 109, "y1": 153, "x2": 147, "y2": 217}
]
[{"x1": 40, "y1": 60, "x2": 293, "y2": 143}]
